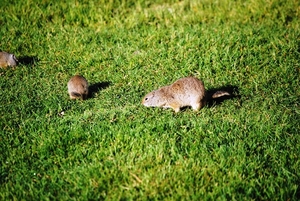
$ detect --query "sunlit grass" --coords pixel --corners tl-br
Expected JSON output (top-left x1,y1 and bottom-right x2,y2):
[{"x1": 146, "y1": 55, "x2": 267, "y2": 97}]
[{"x1": 0, "y1": 0, "x2": 299, "y2": 200}]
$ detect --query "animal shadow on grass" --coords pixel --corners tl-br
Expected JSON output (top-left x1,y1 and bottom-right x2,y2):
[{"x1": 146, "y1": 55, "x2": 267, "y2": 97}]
[
  {"x1": 206, "y1": 85, "x2": 240, "y2": 108},
  {"x1": 18, "y1": 56, "x2": 39, "y2": 66},
  {"x1": 88, "y1": 81, "x2": 111, "y2": 99}
]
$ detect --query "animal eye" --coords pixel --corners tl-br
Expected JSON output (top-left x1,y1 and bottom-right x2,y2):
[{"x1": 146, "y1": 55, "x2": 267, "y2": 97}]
[{"x1": 145, "y1": 98, "x2": 148, "y2": 101}]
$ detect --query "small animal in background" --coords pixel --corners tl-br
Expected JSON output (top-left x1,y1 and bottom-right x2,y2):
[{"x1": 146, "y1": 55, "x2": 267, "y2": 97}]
[
  {"x1": 67, "y1": 75, "x2": 89, "y2": 100},
  {"x1": 142, "y1": 76, "x2": 230, "y2": 113},
  {"x1": 0, "y1": 51, "x2": 18, "y2": 68}
]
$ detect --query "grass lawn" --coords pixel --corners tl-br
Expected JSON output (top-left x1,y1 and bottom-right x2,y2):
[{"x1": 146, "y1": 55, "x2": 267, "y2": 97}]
[{"x1": 0, "y1": 0, "x2": 299, "y2": 200}]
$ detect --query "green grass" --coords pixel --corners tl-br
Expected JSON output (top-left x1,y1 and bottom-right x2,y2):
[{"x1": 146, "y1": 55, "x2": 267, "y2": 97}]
[{"x1": 1, "y1": 0, "x2": 299, "y2": 200}]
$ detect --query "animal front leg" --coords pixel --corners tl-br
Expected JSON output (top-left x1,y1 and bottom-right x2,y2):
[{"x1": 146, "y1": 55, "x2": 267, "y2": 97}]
[{"x1": 169, "y1": 102, "x2": 181, "y2": 113}]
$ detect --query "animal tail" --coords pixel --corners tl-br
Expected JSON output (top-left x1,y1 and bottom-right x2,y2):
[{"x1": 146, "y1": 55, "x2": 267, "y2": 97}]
[{"x1": 211, "y1": 91, "x2": 230, "y2": 99}]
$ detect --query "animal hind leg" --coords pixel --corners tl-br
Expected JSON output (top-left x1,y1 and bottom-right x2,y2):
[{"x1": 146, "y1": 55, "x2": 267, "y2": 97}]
[
  {"x1": 191, "y1": 102, "x2": 201, "y2": 111},
  {"x1": 192, "y1": 99, "x2": 205, "y2": 111}
]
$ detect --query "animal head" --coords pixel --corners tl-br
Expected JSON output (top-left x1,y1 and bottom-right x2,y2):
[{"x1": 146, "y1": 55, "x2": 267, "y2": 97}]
[
  {"x1": 8, "y1": 54, "x2": 18, "y2": 66},
  {"x1": 142, "y1": 90, "x2": 168, "y2": 107}
]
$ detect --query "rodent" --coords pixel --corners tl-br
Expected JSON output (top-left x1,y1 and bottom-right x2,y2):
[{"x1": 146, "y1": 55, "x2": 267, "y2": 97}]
[
  {"x1": 67, "y1": 75, "x2": 89, "y2": 100},
  {"x1": 142, "y1": 76, "x2": 230, "y2": 112},
  {"x1": 0, "y1": 51, "x2": 18, "y2": 68}
]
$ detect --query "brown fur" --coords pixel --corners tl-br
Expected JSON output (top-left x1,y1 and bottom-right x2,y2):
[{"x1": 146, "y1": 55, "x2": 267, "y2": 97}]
[
  {"x1": 0, "y1": 52, "x2": 18, "y2": 68},
  {"x1": 142, "y1": 76, "x2": 230, "y2": 112},
  {"x1": 67, "y1": 75, "x2": 89, "y2": 100}
]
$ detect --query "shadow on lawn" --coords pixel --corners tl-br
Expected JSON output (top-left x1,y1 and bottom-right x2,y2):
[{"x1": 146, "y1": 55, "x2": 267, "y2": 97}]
[
  {"x1": 88, "y1": 81, "x2": 111, "y2": 99},
  {"x1": 206, "y1": 85, "x2": 240, "y2": 108},
  {"x1": 18, "y1": 56, "x2": 39, "y2": 65}
]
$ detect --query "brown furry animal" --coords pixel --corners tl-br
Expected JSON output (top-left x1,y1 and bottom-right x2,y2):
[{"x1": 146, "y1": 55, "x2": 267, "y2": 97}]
[
  {"x1": 142, "y1": 76, "x2": 230, "y2": 112},
  {"x1": 67, "y1": 75, "x2": 89, "y2": 100},
  {"x1": 0, "y1": 51, "x2": 18, "y2": 68}
]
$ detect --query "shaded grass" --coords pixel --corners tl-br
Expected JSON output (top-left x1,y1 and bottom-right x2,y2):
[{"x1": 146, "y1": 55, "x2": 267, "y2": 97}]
[{"x1": 1, "y1": 0, "x2": 300, "y2": 200}]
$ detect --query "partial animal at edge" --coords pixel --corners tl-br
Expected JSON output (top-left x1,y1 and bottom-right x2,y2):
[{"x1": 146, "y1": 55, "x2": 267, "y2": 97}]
[{"x1": 0, "y1": 51, "x2": 18, "y2": 68}]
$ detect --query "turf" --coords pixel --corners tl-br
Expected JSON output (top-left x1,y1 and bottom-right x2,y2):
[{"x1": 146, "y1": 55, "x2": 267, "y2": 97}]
[{"x1": 0, "y1": 0, "x2": 299, "y2": 200}]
